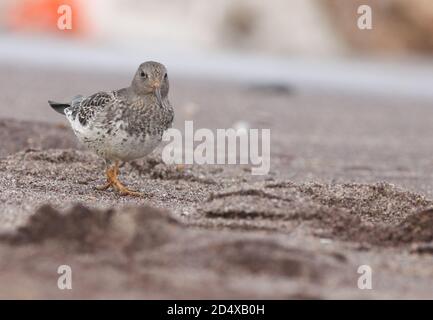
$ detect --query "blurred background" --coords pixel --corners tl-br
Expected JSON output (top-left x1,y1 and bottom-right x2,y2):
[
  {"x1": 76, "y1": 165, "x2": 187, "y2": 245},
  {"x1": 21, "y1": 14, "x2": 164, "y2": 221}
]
[
  {"x1": 1, "y1": 0, "x2": 433, "y2": 99},
  {"x1": 3, "y1": 0, "x2": 433, "y2": 56}
]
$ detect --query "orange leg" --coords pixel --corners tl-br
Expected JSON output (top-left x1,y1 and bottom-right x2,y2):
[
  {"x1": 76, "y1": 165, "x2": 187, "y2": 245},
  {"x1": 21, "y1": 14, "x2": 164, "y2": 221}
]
[
  {"x1": 96, "y1": 166, "x2": 113, "y2": 191},
  {"x1": 96, "y1": 161, "x2": 143, "y2": 197}
]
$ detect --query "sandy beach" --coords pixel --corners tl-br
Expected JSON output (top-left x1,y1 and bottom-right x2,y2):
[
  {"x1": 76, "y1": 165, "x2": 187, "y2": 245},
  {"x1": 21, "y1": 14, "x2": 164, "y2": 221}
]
[{"x1": 1, "y1": 63, "x2": 433, "y2": 299}]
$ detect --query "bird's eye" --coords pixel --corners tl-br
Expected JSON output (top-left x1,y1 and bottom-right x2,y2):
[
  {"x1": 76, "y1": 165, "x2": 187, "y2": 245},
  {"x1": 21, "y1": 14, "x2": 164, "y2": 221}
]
[
  {"x1": 164, "y1": 73, "x2": 168, "y2": 79},
  {"x1": 140, "y1": 71, "x2": 148, "y2": 79}
]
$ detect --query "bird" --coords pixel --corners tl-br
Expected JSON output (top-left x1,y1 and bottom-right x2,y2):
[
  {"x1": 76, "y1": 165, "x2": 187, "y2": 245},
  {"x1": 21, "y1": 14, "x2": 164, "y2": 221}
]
[{"x1": 48, "y1": 61, "x2": 174, "y2": 196}]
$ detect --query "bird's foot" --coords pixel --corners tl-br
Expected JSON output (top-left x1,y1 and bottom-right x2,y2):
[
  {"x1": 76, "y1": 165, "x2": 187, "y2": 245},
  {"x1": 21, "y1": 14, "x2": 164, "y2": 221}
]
[
  {"x1": 95, "y1": 181, "x2": 111, "y2": 191},
  {"x1": 110, "y1": 170, "x2": 143, "y2": 197},
  {"x1": 96, "y1": 179, "x2": 143, "y2": 197},
  {"x1": 115, "y1": 185, "x2": 144, "y2": 197},
  {"x1": 95, "y1": 162, "x2": 144, "y2": 197}
]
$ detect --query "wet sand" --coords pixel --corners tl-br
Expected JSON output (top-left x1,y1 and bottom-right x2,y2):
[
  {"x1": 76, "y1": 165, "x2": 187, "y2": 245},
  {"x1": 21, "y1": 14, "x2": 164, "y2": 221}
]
[{"x1": 1, "y1": 64, "x2": 433, "y2": 299}]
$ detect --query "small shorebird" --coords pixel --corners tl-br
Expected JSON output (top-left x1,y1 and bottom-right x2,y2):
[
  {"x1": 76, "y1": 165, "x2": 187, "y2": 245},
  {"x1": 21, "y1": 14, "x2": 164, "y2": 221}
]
[{"x1": 49, "y1": 61, "x2": 174, "y2": 196}]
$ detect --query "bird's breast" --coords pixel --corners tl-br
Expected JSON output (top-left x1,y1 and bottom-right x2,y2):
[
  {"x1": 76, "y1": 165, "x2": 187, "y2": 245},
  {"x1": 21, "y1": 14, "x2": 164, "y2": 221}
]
[{"x1": 68, "y1": 98, "x2": 173, "y2": 161}]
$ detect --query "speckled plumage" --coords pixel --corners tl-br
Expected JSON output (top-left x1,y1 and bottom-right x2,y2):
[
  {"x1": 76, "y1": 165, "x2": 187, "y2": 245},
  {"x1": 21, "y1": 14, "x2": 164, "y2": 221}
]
[
  {"x1": 48, "y1": 61, "x2": 174, "y2": 196},
  {"x1": 52, "y1": 62, "x2": 174, "y2": 162}
]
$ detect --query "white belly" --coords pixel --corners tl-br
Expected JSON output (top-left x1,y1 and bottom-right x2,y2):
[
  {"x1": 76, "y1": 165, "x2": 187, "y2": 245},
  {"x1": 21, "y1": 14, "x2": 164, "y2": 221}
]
[
  {"x1": 70, "y1": 120, "x2": 161, "y2": 161},
  {"x1": 101, "y1": 131, "x2": 162, "y2": 161}
]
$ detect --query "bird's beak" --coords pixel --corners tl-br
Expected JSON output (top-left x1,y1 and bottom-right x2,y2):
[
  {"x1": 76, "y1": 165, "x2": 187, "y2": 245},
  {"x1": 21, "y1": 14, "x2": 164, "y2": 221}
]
[{"x1": 152, "y1": 82, "x2": 162, "y2": 105}]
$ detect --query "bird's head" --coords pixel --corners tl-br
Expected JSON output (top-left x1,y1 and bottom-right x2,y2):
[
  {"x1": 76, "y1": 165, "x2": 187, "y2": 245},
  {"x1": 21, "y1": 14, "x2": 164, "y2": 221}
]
[{"x1": 132, "y1": 61, "x2": 169, "y2": 104}]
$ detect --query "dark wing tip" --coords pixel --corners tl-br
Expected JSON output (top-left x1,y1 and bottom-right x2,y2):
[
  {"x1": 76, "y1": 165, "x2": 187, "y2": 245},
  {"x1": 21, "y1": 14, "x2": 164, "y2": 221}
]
[{"x1": 48, "y1": 100, "x2": 70, "y2": 115}]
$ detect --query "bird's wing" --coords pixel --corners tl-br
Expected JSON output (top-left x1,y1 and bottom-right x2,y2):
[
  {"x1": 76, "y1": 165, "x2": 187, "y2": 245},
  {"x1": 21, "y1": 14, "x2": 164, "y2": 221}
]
[{"x1": 68, "y1": 91, "x2": 117, "y2": 126}]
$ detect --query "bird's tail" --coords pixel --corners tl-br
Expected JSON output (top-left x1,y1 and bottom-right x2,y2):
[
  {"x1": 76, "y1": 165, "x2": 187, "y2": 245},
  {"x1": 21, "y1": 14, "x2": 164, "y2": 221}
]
[{"x1": 48, "y1": 100, "x2": 70, "y2": 115}]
